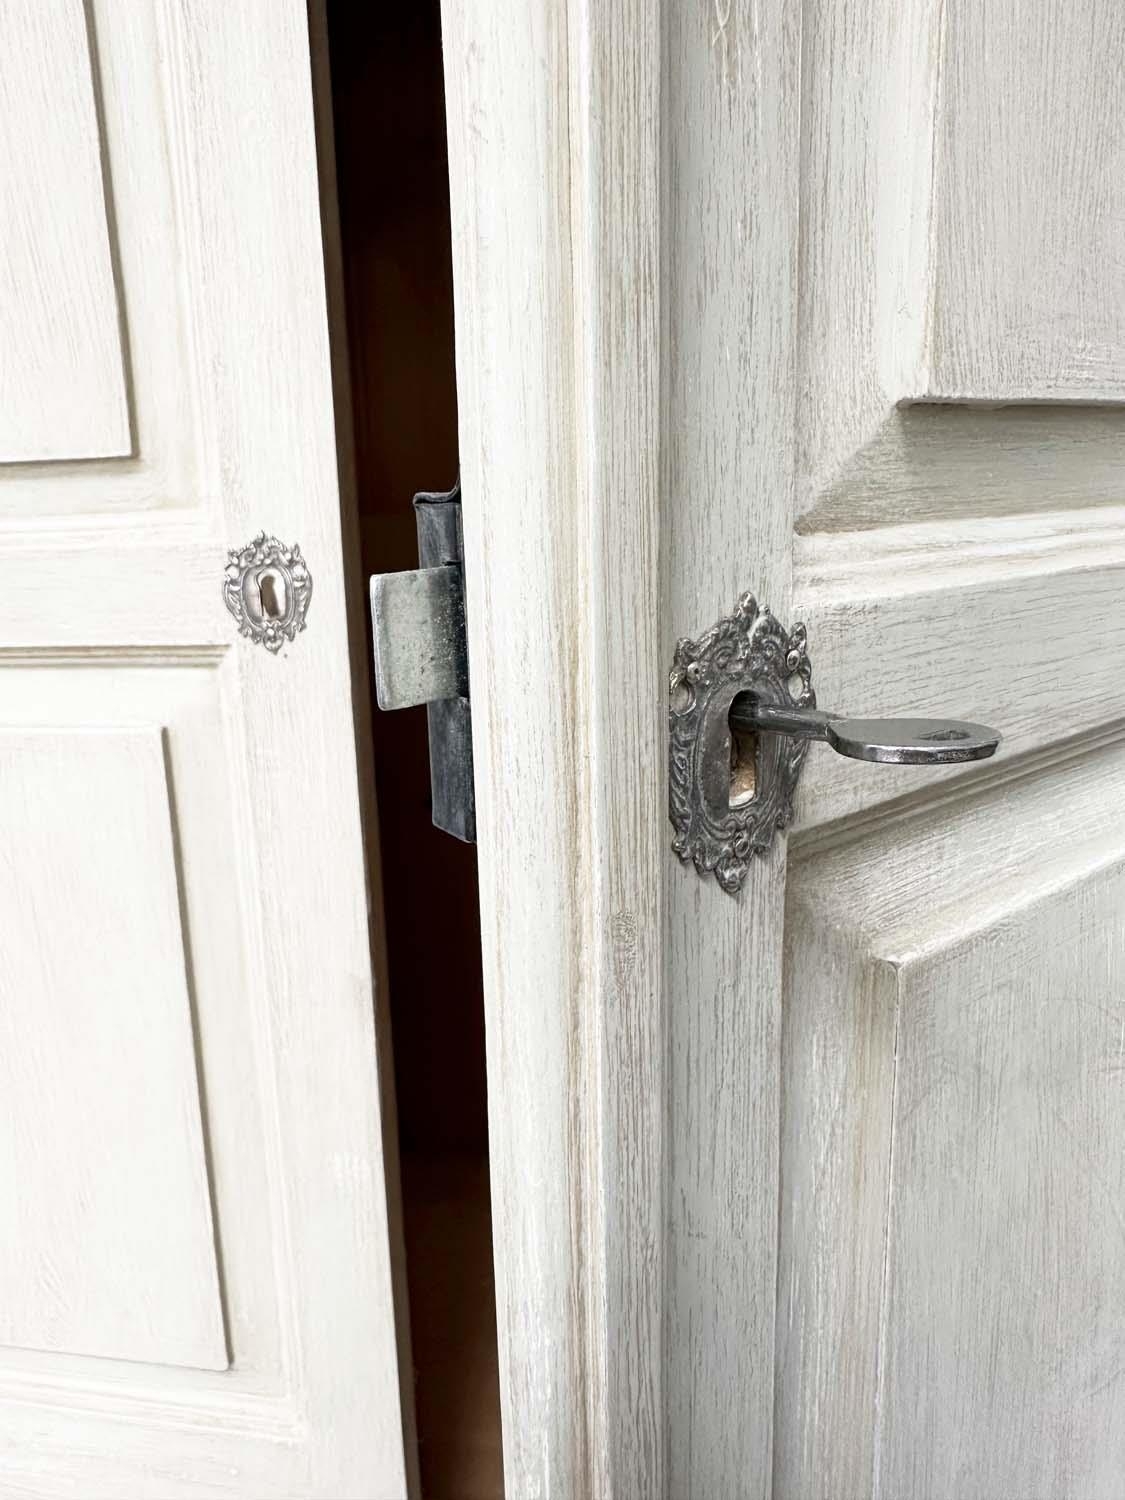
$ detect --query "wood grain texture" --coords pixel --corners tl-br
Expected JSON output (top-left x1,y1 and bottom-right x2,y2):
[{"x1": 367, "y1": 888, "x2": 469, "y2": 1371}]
[
  {"x1": 0, "y1": 1, "x2": 410, "y2": 1494},
  {"x1": 797, "y1": 0, "x2": 1125, "y2": 532},
  {"x1": 440, "y1": 0, "x2": 664, "y2": 1491},
  {"x1": 444, "y1": 0, "x2": 1125, "y2": 1492},
  {"x1": 571, "y1": 0, "x2": 663, "y2": 1491},
  {"x1": 443, "y1": 0, "x2": 800, "y2": 1490},
  {"x1": 662, "y1": 2, "x2": 800, "y2": 1495},
  {"x1": 799, "y1": 405, "x2": 1125, "y2": 534},
  {"x1": 0, "y1": 0, "x2": 206, "y2": 516},
  {"x1": 0, "y1": 0, "x2": 130, "y2": 463},
  {"x1": 438, "y1": 0, "x2": 598, "y2": 1490},
  {"x1": 929, "y1": 0, "x2": 1125, "y2": 399},
  {"x1": 778, "y1": 736, "x2": 1125, "y2": 1498},
  {"x1": 794, "y1": 508, "x2": 1125, "y2": 828},
  {"x1": 797, "y1": 0, "x2": 941, "y2": 509},
  {"x1": 0, "y1": 728, "x2": 226, "y2": 1371}
]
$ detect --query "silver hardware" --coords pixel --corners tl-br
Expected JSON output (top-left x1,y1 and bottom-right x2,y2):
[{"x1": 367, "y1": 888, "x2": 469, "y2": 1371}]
[
  {"x1": 730, "y1": 701, "x2": 999, "y2": 765},
  {"x1": 223, "y1": 534, "x2": 312, "y2": 653},
  {"x1": 670, "y1": 593, "x2": 1000, "y2": 893},
  {"x1": 371, "y1": 565, "x2": 466, "y2": 710},
  {"x1": 369, "y1": 482, "x2": 475, "y2": 843},
  {"x1": 670, "y1": 594, "x2": 813, "y2": 893}
]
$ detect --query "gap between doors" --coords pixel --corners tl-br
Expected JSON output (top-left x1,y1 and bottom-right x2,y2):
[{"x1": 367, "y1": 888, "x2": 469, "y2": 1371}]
[{"x1": 320, "y1": 6, "x2": 504, "y2": 1495}]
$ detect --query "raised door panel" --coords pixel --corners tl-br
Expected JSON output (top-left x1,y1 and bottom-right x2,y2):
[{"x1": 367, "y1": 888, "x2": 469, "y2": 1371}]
[
  {"x1": 929, "y1": 0, "x2": 1125, "y2": 398},
  {"x1": 0, "y1": 0, "x2": 212, "y2": 518},
  {"x1": 777, "y1": 0, "x2": 1125, "y2": 1494},
  {"x1": 0, "y1": 0, "x2": 130, "y2": 463},
  {"x1": 0, "y1": 728, "x2": 226, "y2": 1371},
  {"x1": 0, "y1": 654, "x2": 286, "y2": 1402},
  {"x1": 777, "y1": 741, "x2": 1125, "y2": 1498},
  {"x1": 792, "y1": 0, "x2": 1125, "y2": 834},
  {"x1": 798, "y1": 0, "x2": 1125, "y2": 525}
]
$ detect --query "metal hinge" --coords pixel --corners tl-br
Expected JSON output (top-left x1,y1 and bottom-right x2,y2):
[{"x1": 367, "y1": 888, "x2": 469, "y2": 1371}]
[{"x1": 369, "y1": 482, "x2": 475, "y2": 843}]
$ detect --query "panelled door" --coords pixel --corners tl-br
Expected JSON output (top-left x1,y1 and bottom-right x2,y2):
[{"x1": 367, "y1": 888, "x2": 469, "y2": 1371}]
[
  {"x1": 439, "y1": 0, "x2": 1125, "y2": 1493},
  {"x1": 0, "y1": 2, "x2": 409, "y2": 1495},
  {"x1": 777, "y1": 1, "x2": 1125, "y2": 1492}
]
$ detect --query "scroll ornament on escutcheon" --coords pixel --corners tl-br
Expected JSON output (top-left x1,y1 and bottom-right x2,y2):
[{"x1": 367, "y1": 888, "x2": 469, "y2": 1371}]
[
  {"x1": 669, "y1": 592, "x2": 813, "y2": 895},
  {"x1": 669, "y1": 593, "x2": 1001, "y2": 894},
  {"x1": 223, "y1": 533, "x2": 313, "y2": 653}
]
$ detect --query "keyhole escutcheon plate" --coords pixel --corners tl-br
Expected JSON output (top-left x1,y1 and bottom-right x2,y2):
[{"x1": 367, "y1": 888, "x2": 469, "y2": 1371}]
[
  {"x1": 223, "y1": 533, "x2": 313, "y2": 653},
  {"x1": 669, "y1": 592, "x2": 813, "y2": 894}
]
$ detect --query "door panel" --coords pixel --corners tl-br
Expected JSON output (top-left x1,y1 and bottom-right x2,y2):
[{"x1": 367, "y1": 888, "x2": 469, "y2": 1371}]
[
  {"x1": 929, "y1": 0, "x2": 1125, "y2": 397},
  {"x1": 798, "y1": 0, "x2": 1125, "y2": 502},
  {"x1": 0, "y1": 0, "x2": 130, "y2": 462},
  {"x1": 0, "y1": 729, "x2": 226, "y2": 1371},
  {"x1": 439, "y1": 0, "x2": 1123, "y2": 1492},
  {"x1": 780, "y1": 742, "x2": 1125, "y2": 1497},
  {"x1": 0, "y1": 2, "x2": 408, "y2": 1495},
  {"x1": 0, "y1": 1, "x2": 205, "y2": 518},
  {"x1": 779, "y1": 0, "x2": 1125, "y2": 1492},
  {"x1": 792, "y1": 0, "x2": 1125, "y2": 836}
]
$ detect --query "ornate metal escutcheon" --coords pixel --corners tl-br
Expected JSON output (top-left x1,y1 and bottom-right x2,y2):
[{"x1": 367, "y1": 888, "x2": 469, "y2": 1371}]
[
  {"x1": 223, "y1": 534, "x2": 313, "y2": 653},
  {"x1": 670, "y1": 593, "x2": 1001, "y2": 894},
  {"x1": 669, "y1": 592, "x2": 813, "y2": 895}
]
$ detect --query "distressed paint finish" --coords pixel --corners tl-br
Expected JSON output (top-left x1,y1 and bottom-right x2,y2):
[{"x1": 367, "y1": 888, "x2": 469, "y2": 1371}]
[
  {"x1": 0, "y1": 2, "x2": 409, "y2": 1494},
  {"x1": 928, "y1": 0, "x2": 1125, "y2": 398},
  {"x1": 571, "y1": 0, "x2": 665, "y2": 1492},
  {"x1": 440, "y1": 0, "x2": 665, "y2": 1489},
  {"x1": 662, "y1": 2, "x2": 801, "y2": 1490},
  {"x1": 775, "y1": 0, "x2": 1125, "y2": 1491},
  {"x1": 443, "y1": 0, "x2": 1125, "y2": 1493},
  {"x1": 443, "y1": 0, "x2": 798, "y2": 1493},
  {"x1": 779, "y1": 740, "x2": 1125, "y2": 1497}
]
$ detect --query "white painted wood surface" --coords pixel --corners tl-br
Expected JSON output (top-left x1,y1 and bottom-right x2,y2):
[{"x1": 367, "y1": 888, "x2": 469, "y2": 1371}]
[
  {"x1": 0, "y1": 3, "x2": 410, "y2": 1496},
  {"x1": 443, "y1": 0, "x2": 798, "y2": 1493},
  {"x1": 928, "y1": 0, "x2": 1125, "y2": 399},
  {"x1": 443, "y1": 0, "x2": 1125, "y2": 1494},
  {"x1": 441, "y1": 2, "x2": 642, "y2": 1488},
  {"x1": 662, "y1": 3, "x2": 800, "y2": 1495},
  {"x1": 0, "y1": 0, "x2": 130, "y2": 462},
  {"x1": 0, "y1": 729, "x2": 225, "y2": 1371},
  {"x1": 779, "y1": 739, "x2": 1125, "y2": 1497}
]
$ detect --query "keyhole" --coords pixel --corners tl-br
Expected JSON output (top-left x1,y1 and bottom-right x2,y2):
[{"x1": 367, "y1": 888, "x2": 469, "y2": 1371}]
[
  {"x1": 729, "y1": 726, "x2": 758, "y2": 809},
  {"x1": 257, "y1": 569, "x2": 287, "y2": 621}
]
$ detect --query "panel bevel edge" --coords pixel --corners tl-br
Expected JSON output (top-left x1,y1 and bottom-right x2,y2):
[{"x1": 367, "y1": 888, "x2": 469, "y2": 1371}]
[
  {"x1": 797, "y1": 404, "x2": 1125, "y2": 536},
  {"x1": 81, "y1": 0, "x2": 138, "y2": 459},
  {"x1": 775, "y1": 903, "x2": 900, "y2": 1499},
  {"x1": 159, "y1": 724, "x2": 233, "y2": 1374}
]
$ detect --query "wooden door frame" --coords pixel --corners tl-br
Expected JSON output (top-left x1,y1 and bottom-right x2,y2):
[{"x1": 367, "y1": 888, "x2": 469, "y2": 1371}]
[{"x1": 439, "y1": 1, "x2": 800, "y2": 1493}]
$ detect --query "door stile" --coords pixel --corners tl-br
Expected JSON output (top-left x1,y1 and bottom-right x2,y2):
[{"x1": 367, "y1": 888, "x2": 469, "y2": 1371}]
[
  {"x1": 662, "y1": 3, "x2": 802, "y2": 1497},
  {"x1": 568, "y1": 0, "x2": 665, "y2": 1493},
  {"x1": 307, "y1": 4, "x2": 421, "y2": 1492},
  {"x1": 439, "y1": 0, "x2": 608, "y2": 1491},
  {"x1": 441, "y1": 0, "x2": 665, "y2": 1490},
  {"x1": 442, "y1": 0, "x2": 800, "y2": 1494}
]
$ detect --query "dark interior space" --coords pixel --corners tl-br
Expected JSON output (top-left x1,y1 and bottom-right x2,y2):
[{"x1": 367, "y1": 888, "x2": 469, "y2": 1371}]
[{"x1": 325, "y1": 5, "x2": 502, "y2": 1494}]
